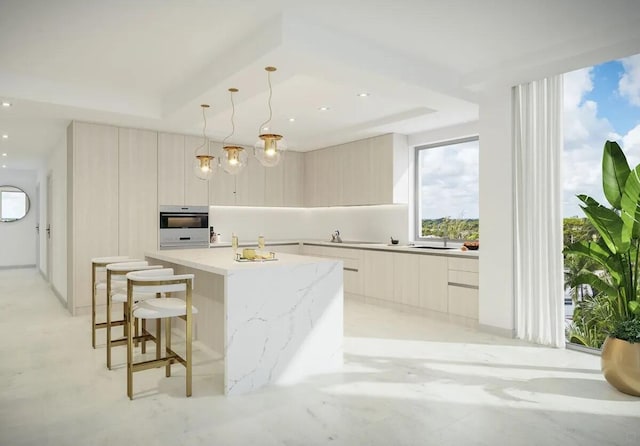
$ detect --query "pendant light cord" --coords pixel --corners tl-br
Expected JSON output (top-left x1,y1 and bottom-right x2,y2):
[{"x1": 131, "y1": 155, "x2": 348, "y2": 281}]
[
  {"x1": 258, "y1": 70, "x2": 273, "y2": 133},
  {"x1": 223, "y1": 90, "x2": 236, "y2": 146},
  {"x1": 194, "y1": 105, "x2": 209, "y2": 156}
]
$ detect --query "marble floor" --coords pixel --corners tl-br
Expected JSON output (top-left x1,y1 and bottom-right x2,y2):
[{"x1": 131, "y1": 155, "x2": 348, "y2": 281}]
[{"x1": 1, "y1": 268, "x2": 639, "y2": 446}]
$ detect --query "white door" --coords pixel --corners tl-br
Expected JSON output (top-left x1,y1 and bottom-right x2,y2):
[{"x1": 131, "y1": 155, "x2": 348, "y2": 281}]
[
  {"x1": 46, "y1": 174, "x2": 52, "y2": 281},
  {"x1": 35, "y1": 182, "x2": 40, "y2": 272}
]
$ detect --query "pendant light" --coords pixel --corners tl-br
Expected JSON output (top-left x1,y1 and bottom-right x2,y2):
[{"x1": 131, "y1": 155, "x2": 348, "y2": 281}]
[
  {"x1": 255, "y1": 66, "x2": 286, "y2": 167},
  {"x1": 221, "y1": 88, "x2": 248, "y2": 175},
  {"x1": 193, "y1": 104, "x2": 216, "y2": 181}
]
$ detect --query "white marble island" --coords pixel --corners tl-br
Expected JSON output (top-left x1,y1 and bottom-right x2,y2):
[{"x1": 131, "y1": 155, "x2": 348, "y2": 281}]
[{"x1": 145, "y1": 248, "x2": 343, "y2": 396}]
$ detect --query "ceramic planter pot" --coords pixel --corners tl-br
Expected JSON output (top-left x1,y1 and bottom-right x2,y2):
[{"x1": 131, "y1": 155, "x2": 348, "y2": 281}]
[{"x1": 601, "y1": 336, "x2": 640, "y2": 397}]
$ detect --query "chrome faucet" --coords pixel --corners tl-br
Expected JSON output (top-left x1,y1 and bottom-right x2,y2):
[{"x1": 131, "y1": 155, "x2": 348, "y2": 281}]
[{"x1": 331, "y1": 230, "x2": 342, "y2": 243}]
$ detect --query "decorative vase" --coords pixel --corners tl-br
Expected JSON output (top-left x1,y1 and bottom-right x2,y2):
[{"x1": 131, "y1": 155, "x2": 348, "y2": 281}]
[{"x1": 601, "y1": 336, "x2": 640, "y2": 397}]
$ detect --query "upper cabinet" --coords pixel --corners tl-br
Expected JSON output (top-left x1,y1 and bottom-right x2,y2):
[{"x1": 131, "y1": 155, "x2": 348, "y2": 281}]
[
  {"x1": 118, "y1": 128, "x2": 158, "y2": 259},
  {"x1": 304, "y1": 133, "x2": 408, "y2": 207},
  {"x1": 184, "y1": 135, "x2": 210, "y2": 206},
  {"x1": 158, "y1": 133, "x2": 209, "y2": 206},
  {"x1": 210, "y1": 148, "x2": 304, "y2": 208}
]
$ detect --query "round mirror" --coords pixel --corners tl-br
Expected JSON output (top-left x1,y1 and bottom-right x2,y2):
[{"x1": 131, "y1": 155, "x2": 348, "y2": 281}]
[{"x1": 0, "y1": 185, "x2": 31, "y2": 222}]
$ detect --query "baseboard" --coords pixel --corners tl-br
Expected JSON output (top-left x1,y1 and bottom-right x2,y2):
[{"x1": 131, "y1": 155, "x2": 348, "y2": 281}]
[
  {"x1": 50, "y1": 284, "x2": 69, "y2": 311},
  {"x1": 478, "y1": 323, "x2": 515, "y2": 338},
  {"x1": 566, "y1": 342, "x2": 601, "y2": 356},
  {"x1": 0, "y1": 264, "x2": 36, "y2": 270}
]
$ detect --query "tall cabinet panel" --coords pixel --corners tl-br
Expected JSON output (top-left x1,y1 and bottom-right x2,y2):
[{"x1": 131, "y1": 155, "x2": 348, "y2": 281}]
[
  {"x1": 283, "y1": 151, "x2": 304, "y2": 207},
  {"x1": 264, "y1": 157, "x2": 284, "y2": 207},
  {"x1": 235, "y1": 157, "x2": 265, "y2": 206},
  {"x1": 118, "y1": 128, "x2": 158, "y2": 257},
  {"x1": 68, "y1": 121, "x2": 119, "y2": 313},
  {"x1": 158, "y1": 133, "x2": 185, "y2": 206},
  {"x1": 209, "y1": 141, "x2": 237, "y2": 205},
  {"x1": 184, "y1": 135, "x2": 210, "y2": 206}
]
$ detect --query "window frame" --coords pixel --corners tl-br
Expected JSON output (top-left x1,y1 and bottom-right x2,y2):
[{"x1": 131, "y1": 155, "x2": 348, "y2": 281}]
[{"x1": 413, "y1": 136, "x2": 480, "y2": 242}]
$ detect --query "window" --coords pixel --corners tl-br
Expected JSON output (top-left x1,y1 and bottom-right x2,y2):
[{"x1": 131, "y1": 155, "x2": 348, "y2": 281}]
[{"x1": 415, "y1": 137, "x2": 479, "y2": 241}]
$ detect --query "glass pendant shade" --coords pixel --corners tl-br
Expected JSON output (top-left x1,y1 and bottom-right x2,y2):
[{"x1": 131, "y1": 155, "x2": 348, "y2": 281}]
[
  {"x1": 222, "y1": 146, "x2": 248, "y2": 175},
  {"x1": 254, "y1": 133, "x2": 286, "y2": 167},
  {"x1": 194, "y1": 155, "x2": 216, "y2": 180}
]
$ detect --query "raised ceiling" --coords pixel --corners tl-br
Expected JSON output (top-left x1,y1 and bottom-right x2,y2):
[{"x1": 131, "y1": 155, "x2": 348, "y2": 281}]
[{"x1": 1, "y1": 0, "x2": 640, "y2": 168}]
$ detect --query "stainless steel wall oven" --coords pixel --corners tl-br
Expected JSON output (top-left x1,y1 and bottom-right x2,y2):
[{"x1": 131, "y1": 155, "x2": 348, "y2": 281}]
[{"x1": 159, "y1": 205, "x2": 209, "y2": 249}]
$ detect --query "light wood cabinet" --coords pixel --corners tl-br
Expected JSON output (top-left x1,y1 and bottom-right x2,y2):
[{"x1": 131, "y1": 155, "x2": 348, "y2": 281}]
[
  {"x1": 184, "y1": 135, "x2": 209, "y2": 206},
  {"x1": 283, "y1": 151, "x2": 304, "y2": 207},
  {"x1": 209, "y1": 141, "x2": 237, "y2": 206},
  {"x1": 68, "y1": 121, "x2": 119, "y2": 312},
  {"x1": 362, "y1": 250, "x2": 394, "y2": 301},
  {"x1": 303, "y1": 133, "x2": 407, "y2": 207},
  {"x1": 264, "y1": 156, "x2": 284, "y2": 207},
  {"x1": 118, "y1": 128, "x2": 158, "y2": 258},
  {"x1": 269, "y1": 243, "x2": 300, "y2": 254},
  {"x1": 158, "y1": 133, "x2": 185, "y2": 206},
  {"x1": 418, "y1": 255, "x2": 449, "y2": 312},
  {"x1": 447, "y1": 257, "x2": 479, "y2": 321},
  {"x1": 393, "y1": 253, "x2": 420, "y2": 307},
  {"x1": 235, "y1": 156, "x2": 265, "y2": 206}
]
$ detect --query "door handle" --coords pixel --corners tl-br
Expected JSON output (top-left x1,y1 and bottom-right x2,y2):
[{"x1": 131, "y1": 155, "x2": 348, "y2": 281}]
[
  {"x1": 46, "y1": 224, "x2": 51, "y2": 239},
  {"x1": 36, "y1": 224, "x2": 40, "y2": 233}
]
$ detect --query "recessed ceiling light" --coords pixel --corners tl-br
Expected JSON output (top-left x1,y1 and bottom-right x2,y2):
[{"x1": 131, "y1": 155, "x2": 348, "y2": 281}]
[
  {"x1": 1, "y1": 134, "x2": 7, "y2": 139},
  {"x1": 288, "y1": 118, "x2": 296, "y2": 122},
  {"x1": 318, "y1": 106, "x2": 330, "y2": 111},
  {"x1": 357, "y1": 92, "x2": 370, "y2": 97},
  {"x1": 1, "y1": 153, "x2": 6, "y2": 157},
  {"x1": 1, "y1": 165, "x2": 6, "y2": 168},
  {"x1": 1, "y1": 102, "x2": 11, "y2": 108}
]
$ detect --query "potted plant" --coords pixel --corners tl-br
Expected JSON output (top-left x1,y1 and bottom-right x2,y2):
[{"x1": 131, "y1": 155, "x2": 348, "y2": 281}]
[{"x1": 564, "y1": 140, "x2": 640, "y2": 396}]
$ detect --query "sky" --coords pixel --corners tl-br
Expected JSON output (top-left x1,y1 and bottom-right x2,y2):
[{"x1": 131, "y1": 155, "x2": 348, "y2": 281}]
[
  {"x1": 418, "y1": 52, "x2": 640, "y2": 221},
  {"x1": 563, "y1": 53, "x2": 640, "y2": 217}
]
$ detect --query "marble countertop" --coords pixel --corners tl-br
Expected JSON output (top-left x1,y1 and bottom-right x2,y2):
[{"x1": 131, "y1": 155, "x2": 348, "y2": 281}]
[
  {"x1": 209, "y1": 239, "x2": 479, "y2": 258},
  {"x1": 303, "y1": 240, "x2": 480, "y2": 258},
  {"x1": 145, "y1": 248, "x2": 340, "y2": 276}
]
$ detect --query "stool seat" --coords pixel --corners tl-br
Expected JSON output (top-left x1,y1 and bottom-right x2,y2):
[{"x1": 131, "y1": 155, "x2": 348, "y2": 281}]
[
  {"x1": 91, "y1": 256, "x2": 135, "y2": 348},
  {"x1": 134, "y1": 297, "x2": 199, "y2": 319},
  {"x1": 112, "y1": 292, "x2": 156, "y2": 303}
]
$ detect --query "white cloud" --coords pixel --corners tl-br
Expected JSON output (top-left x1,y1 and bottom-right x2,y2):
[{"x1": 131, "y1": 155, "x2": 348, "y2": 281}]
[
  {"x1": 562, "y1": 67, "x2": 620, "y2": 216},
  {"x1": 564, "y1": 67, "x2": 593, "y2": 110},
  {"x1": 419, "y1": 141, "x2": 478, "y2": 219},
  {"x1": 619, "y1": 54, "x2": 640, "y2": 106}
]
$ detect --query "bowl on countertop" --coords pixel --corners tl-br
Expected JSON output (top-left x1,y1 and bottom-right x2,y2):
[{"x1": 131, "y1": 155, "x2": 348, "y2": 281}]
[{"x1": 463, "y1": 241, "x2": 479, "y2": 250}]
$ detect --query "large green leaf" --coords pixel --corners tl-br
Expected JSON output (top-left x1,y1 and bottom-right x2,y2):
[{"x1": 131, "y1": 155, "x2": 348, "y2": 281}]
[
  {"x1": 621, "y1": 165, "x2": 640, "y2": 240},
  {"x1": 629, "y1": 300, "x2": 640, "y2": 315},
  {"x1": 564, "y1": 239, "x2": 622, "y2": 285},
  {"x1": 602, "y1": 140, "x2": 630, "y2": 210},
  {"x1": 578, "y1": 195, "x2": 628, "y2": 254},
  {"x1": 571, "y1": 271, "x2": 617, "y2": 298}
]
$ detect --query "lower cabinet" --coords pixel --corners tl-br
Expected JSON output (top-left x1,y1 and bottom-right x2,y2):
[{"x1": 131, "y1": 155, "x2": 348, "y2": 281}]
[
  {"x1": 301, "y1": 244, "x2": 479, "y2": 324},
  {"x1": 418, "y1": 255, "x2": 449, "y2": 312},
  {"x1": 220, "y1": 243, "x2": 476, "y2": 325},
  {"x1": 269, "y1": 243, "x2": 300, "y2": 255}
]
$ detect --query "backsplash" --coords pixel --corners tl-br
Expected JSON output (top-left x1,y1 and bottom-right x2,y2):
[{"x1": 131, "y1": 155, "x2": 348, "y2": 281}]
[{"x1": 209, "y1": 204, "x2": 409, "y2": 245}]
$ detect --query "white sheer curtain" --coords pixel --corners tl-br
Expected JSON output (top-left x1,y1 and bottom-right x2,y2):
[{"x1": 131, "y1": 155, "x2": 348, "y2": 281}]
[{"x1": 513, "y1": 75, "x2": 565, "y2": 347}]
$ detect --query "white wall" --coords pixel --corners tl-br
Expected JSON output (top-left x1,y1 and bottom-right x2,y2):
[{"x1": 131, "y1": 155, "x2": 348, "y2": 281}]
[
  {"x1": 44, "y1": 136, "x2": 68, "y2": 301},
  {"x1": 0, "y1": 169, "x2": 37, "y2": 267},
  {"x1": 478, "y1": 86, "x2": 515, "y2": 335},
  {"x1": 210, "y1": 204, "x2": 409, "y2": 245}
]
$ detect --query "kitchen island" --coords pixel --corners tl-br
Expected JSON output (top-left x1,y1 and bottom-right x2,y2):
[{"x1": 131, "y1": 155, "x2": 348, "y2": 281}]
[{"x1": 145, "y1": 248, "x2": 343, "y2": 396}]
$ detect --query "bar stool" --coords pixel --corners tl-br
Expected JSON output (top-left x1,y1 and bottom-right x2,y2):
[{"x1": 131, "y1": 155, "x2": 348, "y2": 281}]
[
  {"x1": 105, "y1": 261, "x2": 164, "y2": 370},
  {"x1": 91, "y1": 256, "x2": 136, "y2": 348},
  {"x1": 125, "y1": 268, "x2": 198, "y2": 399}
]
